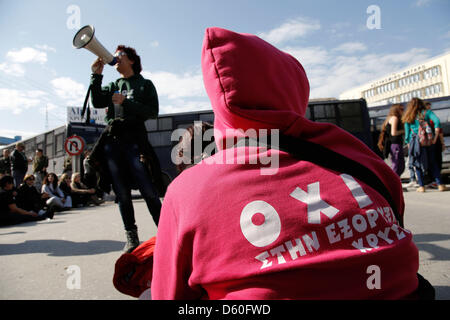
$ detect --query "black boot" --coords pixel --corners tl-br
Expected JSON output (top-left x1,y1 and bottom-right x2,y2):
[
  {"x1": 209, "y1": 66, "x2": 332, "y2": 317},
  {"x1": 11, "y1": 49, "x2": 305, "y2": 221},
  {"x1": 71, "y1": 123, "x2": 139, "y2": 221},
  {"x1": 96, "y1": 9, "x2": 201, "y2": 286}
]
[{"x1": 123, "y1": 228, "x2": 140, "y2": 253}]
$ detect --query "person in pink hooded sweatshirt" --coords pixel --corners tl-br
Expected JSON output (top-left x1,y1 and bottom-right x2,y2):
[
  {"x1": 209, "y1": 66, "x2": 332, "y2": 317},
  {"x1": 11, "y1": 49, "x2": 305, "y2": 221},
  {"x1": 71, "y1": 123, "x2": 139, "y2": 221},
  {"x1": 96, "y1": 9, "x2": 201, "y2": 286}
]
[{"x1": 149, "y1": 27, "x2": 430, "y2": 300}]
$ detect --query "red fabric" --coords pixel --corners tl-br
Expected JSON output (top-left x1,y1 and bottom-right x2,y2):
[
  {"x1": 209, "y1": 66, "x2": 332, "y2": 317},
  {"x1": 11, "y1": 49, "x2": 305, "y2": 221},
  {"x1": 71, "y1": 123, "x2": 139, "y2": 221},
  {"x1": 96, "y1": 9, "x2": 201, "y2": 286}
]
[
  {"x1": 150, "y1": 27, "x2": 419, "y2": 300},
  {"x1": 113, "y1": 236, "x2": 156, "y2": 298}
]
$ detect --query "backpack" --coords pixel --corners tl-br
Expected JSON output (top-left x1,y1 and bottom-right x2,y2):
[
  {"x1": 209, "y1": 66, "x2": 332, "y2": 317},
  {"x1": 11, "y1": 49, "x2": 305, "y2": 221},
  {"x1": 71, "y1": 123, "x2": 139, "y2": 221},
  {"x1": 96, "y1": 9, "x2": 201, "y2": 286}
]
[{"x1": 417, "y1": 112, "x2": 434, "y2": 147}]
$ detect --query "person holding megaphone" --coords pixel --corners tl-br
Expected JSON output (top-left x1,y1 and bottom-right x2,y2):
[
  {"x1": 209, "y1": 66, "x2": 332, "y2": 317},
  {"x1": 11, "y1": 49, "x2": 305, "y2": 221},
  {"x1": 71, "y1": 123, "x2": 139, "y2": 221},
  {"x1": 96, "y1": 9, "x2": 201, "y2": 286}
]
[{"x1": 88, "y1": 45, "x2": 162, "y2": 253}]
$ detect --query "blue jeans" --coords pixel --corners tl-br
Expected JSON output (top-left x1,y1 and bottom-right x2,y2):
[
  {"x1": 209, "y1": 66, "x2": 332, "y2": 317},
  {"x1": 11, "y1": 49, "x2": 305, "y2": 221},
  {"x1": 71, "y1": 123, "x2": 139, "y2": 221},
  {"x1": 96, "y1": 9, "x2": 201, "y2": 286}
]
[
  {"x1": 103, "y1": 139, "x2": 161, "y2": 231},
  {"x1": 414, "y1": 145, "x2": 442, "y2": 187}
]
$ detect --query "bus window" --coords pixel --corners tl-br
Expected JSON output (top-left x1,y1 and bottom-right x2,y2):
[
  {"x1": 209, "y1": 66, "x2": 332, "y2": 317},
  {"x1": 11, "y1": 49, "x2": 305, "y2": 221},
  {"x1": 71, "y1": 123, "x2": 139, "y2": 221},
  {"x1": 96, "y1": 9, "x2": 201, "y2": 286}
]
[
  {"x1": 145, "y1": 119, "x2": 158, "y2": 132},
  {"x1": 199, "y1": 113, "x2": 214, "y2": 123},
  {"x1": 313, "y1": 104, "x2": 337, "y2": 125},
  {"x1": 158, "y1": 118, "x2": 173, "y2": 131},
  {"x1": 338, "y1": 102, "x2": 364, "y2": 132}
]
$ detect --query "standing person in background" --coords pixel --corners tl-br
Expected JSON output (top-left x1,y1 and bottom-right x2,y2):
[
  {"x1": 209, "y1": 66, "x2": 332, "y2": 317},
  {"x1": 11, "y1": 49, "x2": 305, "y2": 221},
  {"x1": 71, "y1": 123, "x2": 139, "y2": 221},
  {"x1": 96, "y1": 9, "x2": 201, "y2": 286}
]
[
  {"x1": 10, "y1": 142, "x2": 29, "y2": 187},
  {"x1": 0, "y1": 149, "x2": 12, "y2": 177},
  {"x1": 377, "y1": 104, "x2": 405, "y2": 177},
  {"x1": 402, "y1": 98, "x2": 447, "y2": 192},
  {"x1": 32, "y1": 148, "x2": 48, "y2": 192},
  {"x1": 424, "y1": 101, "x2": 445, "y2": 173},
  {"x1": 89, "y1": 45, "x2": 162, "y2": 253}
]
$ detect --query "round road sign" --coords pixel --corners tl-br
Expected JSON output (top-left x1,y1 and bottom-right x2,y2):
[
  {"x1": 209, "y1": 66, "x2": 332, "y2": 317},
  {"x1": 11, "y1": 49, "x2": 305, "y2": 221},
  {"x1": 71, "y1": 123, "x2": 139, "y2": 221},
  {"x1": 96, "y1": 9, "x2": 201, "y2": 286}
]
[{"x1": 65, "y1": 135, "x2": 85, "y2": 156}]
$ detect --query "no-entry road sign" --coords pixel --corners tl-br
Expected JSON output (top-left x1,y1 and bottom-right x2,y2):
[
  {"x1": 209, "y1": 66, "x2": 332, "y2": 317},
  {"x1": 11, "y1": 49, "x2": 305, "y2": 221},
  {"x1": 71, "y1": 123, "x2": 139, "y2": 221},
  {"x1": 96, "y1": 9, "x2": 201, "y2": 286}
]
[{"x1": 65, "y1": 135, "x2": 85, "y2": 156}]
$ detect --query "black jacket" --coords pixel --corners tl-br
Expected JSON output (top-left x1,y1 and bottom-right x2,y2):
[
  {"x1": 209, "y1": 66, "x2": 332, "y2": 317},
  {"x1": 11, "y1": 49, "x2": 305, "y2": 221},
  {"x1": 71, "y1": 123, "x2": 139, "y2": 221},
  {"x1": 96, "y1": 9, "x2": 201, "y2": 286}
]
[
  {"x1": 88, "y1": 119, "x2": 167, "y2": 197},
  {"x1": 10, "y1": 150, "x2": 28, "y2": 172}
]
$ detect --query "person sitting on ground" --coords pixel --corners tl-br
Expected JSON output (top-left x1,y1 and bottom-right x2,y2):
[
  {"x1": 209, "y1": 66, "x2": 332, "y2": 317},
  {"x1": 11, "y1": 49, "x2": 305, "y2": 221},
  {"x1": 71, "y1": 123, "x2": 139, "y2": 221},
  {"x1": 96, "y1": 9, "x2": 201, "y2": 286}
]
[
  {"x1": 58, "y1": 173, "x2": 74, "y2": 208},
  {"x1": 0, "y1": 175, "x2": 52, "y2": 226},
  {"x1": 42, "y1": 173, "x2": 71, "y2": 211},
  {"x1": 70, "y1": 172, "x2": 102, "y2": 206},
  {"x1": 16, "y1": 174, "x2": 55, "y2": 218}
]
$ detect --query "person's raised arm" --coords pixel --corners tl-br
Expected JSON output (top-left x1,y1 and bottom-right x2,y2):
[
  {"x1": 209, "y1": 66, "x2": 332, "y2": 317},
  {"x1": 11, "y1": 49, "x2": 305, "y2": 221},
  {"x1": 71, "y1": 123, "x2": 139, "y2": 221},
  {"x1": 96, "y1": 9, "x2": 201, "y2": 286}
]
[{"x1": 90, "y1": 58, "x2": 114, "y2": 109}]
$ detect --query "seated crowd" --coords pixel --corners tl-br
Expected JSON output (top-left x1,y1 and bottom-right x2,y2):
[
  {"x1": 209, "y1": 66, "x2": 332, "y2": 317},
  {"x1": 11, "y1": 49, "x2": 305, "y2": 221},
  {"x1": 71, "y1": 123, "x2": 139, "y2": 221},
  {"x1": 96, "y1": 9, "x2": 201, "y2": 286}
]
[{"x1": 0, "y1": 171, "x2": 104, "y2": 226}]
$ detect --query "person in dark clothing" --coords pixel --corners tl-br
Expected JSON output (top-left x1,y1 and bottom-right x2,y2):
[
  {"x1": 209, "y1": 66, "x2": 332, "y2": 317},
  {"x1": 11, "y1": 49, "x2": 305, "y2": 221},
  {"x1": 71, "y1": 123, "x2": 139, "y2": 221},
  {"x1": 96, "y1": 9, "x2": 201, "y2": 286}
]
[
  {"x1": 0, "y1": 149, "x2": 12, "y2": 176},
  {"x1": 0, "y1": 175, "x2": 52, "y2": 226},
  {"x1": 10, "y1": 142, "x2": 29, "y2": 187},
  {"x1": 16, "y1": 174, "x2": 55, "y2": 218},
  {"x1": 90, "y1": 45, "x2": 162, "y2": 253}
]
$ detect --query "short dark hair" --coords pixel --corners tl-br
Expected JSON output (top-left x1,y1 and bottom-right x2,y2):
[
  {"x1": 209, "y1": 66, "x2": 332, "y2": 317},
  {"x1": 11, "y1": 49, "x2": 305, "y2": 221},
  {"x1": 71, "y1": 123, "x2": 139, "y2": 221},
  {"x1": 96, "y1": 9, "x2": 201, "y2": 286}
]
[
  {"x1": 116, "y1": 45, "x2": 142, "y2": 74},
  {"x1": 0, "y1": 175, "x2": 14, "y2": 188}
]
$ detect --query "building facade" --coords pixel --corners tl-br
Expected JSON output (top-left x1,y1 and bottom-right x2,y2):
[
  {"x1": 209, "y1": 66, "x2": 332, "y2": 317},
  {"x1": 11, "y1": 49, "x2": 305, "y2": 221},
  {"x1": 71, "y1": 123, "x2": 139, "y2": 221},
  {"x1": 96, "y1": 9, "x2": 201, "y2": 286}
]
[{"x1": 339, "y1": 52, "x2": 450, "y2": 107}]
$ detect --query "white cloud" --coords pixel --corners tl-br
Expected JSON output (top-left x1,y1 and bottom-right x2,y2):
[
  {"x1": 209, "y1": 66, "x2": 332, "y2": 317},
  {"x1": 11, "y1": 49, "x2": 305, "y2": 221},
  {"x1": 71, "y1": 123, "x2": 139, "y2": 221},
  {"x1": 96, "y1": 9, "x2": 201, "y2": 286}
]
[
  {"x1": 414, "y1": 0, "x2": 432, "y2": 7},
  {"x1": 6, "y1": 47, "x2": 47, "y2": 64},
  {"x1": 50, "y1": 77, "x2": 86, "y2": 106},
  {"x1": 258, "y1": 17, "x2": 321, "y2": 45},
  {"x1": 35, "y1": 44, "x2": 56, "y2": 52},
  {"x1": 0, "y1": 128, "x2": 38, "y2": 140},
  {"x1": 144, "y1": 70, "x2": 206, "y2": 100},
  {"x1": 0, "y1": 88, "x2": 48, "y2": 114},
  {"x1": 303, "y1": 47, "x2": 431, "y2": 99},
  {"x1": 160, "y1": 100, "x2": 211, "y2": 115},
  {"x1": 333, "y1": 42, "x2": 367, "y2": 54},
  {"x1": 0, "y1": 62, "x2": 26, "y2": 76},
  {"x1": 284, "y1": 46, "x2": 330, "y2": 66},
  {"x1": 142, "y1": 69, "x2": 210, "y2": 115},
  {"x1": 149, "y1": 41, "x2": 159, "y2": 48},
  {"x1": 280, "y1": 43, "x2": 432, "y2": 99}
]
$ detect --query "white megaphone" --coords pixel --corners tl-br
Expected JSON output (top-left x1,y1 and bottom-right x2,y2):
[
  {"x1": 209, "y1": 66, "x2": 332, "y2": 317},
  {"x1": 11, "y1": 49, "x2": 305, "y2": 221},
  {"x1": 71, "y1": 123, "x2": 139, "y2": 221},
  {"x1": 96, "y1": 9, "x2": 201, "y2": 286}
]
[{"x1": 73, "y1": 25, "x2": 117, "y2": 66}]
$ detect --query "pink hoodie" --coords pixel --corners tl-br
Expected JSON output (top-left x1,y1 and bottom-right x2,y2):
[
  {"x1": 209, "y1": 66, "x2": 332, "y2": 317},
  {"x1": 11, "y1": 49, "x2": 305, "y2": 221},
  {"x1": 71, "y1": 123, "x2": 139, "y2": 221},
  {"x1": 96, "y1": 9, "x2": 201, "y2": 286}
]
[{"x1": 151, "y1": 27, "x2": 419, "y2": 299}]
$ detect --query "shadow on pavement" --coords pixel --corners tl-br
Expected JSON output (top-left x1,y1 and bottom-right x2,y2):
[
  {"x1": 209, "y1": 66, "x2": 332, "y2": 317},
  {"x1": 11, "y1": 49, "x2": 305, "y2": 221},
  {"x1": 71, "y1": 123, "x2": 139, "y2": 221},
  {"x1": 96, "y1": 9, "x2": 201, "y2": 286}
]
[
  {"x1": 413, "y1": 233, "x2": 450, "y2": 261},
  {"x1": 0, "y1": 239, "x2": 124, "y2": 257}
]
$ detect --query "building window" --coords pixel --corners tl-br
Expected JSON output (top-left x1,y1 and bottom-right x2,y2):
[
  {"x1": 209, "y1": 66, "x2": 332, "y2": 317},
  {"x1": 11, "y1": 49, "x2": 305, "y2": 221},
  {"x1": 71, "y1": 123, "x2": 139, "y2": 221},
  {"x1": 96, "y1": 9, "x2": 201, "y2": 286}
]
[
  {"x1": 55, "y1": 134, "x2": 64, "y2": 154},
  {"x1": 432, "y1": 66, "x2": 439, "y2": 77}
]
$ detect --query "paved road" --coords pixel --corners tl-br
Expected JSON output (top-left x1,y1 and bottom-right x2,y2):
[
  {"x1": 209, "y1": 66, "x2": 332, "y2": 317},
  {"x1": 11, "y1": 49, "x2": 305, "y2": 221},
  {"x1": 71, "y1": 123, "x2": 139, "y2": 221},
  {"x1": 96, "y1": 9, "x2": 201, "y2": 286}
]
[{"x1": 0, "y1": 189, "x2": 449, "y2": 300}]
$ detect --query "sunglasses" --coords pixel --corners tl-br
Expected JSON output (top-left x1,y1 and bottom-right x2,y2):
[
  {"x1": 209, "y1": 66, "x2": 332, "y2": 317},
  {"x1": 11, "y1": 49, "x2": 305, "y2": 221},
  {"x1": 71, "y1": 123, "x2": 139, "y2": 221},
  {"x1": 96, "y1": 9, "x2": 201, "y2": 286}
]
[{"x1": 114, "y1": 51, "x2": 127, "y2": 58}]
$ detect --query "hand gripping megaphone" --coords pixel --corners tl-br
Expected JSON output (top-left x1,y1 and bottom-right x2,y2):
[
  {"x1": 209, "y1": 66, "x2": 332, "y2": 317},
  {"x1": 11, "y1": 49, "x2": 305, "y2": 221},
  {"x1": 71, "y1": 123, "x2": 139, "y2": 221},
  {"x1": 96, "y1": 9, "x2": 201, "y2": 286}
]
[{"x1": 73, "y1": 25, "x2": 117, "y2": 66}]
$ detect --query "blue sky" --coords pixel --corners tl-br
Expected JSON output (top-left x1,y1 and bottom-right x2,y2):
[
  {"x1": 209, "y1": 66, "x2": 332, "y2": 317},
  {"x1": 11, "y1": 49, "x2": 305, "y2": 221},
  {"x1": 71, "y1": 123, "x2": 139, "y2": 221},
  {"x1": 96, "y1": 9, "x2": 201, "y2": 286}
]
[{"x1": 0, "y1": 0, "x2": 449, "y2": 139}]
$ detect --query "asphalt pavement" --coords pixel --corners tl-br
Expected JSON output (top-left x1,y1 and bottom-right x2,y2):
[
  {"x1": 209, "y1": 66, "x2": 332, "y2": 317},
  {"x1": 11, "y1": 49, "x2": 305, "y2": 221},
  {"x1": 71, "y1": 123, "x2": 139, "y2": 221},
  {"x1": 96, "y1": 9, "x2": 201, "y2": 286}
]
[{"x1": 0, "y1": 188, "x2": 449, "y2": 300}]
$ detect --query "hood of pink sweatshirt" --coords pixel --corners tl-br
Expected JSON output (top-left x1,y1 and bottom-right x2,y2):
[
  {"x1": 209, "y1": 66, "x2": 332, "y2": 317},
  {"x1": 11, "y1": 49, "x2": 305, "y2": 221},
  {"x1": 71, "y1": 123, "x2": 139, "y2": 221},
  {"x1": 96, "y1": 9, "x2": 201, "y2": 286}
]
[{"x1": 201, "y1": 26, "x2": 404, "y2": 218}]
